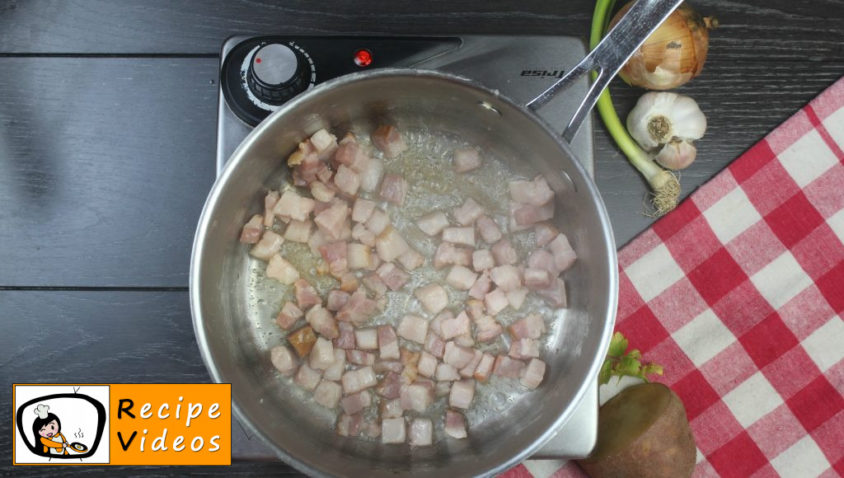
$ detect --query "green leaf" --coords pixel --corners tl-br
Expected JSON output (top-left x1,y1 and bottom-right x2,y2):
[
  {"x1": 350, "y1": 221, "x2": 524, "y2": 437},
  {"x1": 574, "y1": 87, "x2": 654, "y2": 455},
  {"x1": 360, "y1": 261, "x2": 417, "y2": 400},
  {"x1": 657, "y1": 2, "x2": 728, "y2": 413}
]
[
  {"x1": 598, "y1": 359, "x2": 614, "y2": 385},
  {"x1": 599, "y1": 331, "x2": 665, "y2": 383},
  {"x1": 607, "y1": 331, "x2": 628, "y2": 357}
]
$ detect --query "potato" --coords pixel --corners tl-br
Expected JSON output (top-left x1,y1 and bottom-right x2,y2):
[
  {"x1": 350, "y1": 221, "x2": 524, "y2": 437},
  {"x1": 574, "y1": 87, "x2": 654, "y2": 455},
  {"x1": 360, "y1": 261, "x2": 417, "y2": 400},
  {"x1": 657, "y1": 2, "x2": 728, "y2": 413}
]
[{"x1": 577, "y1": 383, "x2": 696, "y2": 478}]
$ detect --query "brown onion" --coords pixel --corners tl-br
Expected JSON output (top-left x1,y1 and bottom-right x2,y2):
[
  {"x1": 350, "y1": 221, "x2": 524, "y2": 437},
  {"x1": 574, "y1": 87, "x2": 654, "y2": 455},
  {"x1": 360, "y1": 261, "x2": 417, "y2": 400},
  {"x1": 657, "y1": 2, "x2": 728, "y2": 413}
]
[{"x1": 609, "y1": 2, "x2": 716, "y2": 90}]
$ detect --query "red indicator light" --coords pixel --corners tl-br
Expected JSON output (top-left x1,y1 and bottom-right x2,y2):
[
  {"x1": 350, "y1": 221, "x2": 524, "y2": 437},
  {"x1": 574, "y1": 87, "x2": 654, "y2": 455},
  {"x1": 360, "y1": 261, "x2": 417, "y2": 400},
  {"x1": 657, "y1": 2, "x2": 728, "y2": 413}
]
[
  {"x1": 354, "y1": 49, "x2": 373, "y2": 67},
  {"x1": 255, "y1": 57, "x2": 262, "y2": 64}
]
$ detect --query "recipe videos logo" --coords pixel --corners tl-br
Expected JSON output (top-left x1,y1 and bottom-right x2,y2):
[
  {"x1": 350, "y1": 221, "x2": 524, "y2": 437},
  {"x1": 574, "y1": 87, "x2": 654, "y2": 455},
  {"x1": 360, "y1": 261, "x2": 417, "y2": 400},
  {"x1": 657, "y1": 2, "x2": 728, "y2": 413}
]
[{"x1": 13, "y1": 384, "x2": 231, "y2": 466}]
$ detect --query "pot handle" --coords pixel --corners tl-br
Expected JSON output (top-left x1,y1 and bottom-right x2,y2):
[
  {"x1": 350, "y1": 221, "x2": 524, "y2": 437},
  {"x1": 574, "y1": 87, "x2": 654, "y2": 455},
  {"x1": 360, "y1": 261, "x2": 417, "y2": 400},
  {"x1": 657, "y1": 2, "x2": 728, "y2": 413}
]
[{"x1": 526, "y1": 0, "x2": 683, "y2": 143}]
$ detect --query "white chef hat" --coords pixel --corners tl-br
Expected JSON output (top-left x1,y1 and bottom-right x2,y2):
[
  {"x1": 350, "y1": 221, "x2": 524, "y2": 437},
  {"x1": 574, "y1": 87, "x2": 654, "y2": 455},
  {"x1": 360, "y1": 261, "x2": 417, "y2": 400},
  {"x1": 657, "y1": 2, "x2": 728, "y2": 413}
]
[{"x1": 35, "y1": 404, "x2": 50, "y2": 420}]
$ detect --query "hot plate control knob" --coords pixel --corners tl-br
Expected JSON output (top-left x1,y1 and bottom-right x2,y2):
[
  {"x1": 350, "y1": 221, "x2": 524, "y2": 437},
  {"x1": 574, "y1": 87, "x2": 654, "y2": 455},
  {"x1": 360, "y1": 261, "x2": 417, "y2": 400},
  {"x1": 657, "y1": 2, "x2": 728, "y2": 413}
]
[{"x1": 246, "y1": 43, "x2": 309, "y2": 104}]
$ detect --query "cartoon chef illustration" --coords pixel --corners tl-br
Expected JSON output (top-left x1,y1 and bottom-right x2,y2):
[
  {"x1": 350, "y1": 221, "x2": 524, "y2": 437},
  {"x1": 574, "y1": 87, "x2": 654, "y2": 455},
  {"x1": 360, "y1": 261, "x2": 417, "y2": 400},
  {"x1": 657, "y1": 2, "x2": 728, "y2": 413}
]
[{"x1": 32, "y1": 404, "x2": 70, "y2": 456}]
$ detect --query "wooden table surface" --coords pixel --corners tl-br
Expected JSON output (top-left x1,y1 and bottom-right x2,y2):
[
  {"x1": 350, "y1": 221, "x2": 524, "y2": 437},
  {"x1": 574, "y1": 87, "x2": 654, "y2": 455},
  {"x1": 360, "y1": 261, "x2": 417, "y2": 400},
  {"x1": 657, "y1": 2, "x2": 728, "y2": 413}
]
[{"x1": 1, "y1": 0, "x2": 841, "y2": 475}]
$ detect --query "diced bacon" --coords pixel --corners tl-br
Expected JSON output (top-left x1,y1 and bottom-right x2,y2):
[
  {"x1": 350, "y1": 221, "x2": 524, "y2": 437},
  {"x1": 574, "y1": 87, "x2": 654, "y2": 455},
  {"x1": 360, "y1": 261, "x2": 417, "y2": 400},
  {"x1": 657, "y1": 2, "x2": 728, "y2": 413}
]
[
  {"x1": 310, "y1": 129, "x2": 338, "y2": 160},
  {"x1": 414, "y1": 284, "x2": 449, "y2": 314},
  {"x1": 354, "y1": 328, "x2": 378, "y2": 350},
  {"x1": 249, "y1": 231, "x2": 283, "y2": 261},
  {"x1": 333, "y1": 164, "x2": 361, "y2": 196},
  {"x1": 381, "y1": 417, "x2": 406, "y2": 444},
  {"x1": 266, "y1": 254, "x2": 300, "y2": 284},
  {"x1": 465, "y1": 299, "x2": 485, "y2": 321},
  {"x1": 474, "y1": 315, "x2": 503, "y2": 342},
  {"x1": 440, "y1": 311, "x2": 471, "y2": 340},
  {"x1": 337, "y1": 271, "x2": 359, "y2": 293},
  {"x1": 397, "y1": 315, "x2": 429, "y2": 344},
  {"x1": 376, "y1": 262, "x2": 410, "y2": 291},
  {"x1": 314, "y1": 380, "x2": 343, "y2": 409},
  {"x1": 445, "y1": 410, "x2": 467, "y2": 439},
  {"x1": 378, "y1": 325, "x2": 400, "y2": 360},
  {"x1": 442, "y1": 227, "x2": 475, "y2": 247},
  {"x1": 291, "y1": 153, "x2": 320, "y2": 186},
  {"x1": 528, "y1": 249, "x2": 557, "y2": 276},
  {"x1": 264, "y1": 191, "x2": 280, "y2": 227},
  {"x1": 305, "y1": 304, "x2": 338, "y2": 339},
  {"x1": 288, "y1": 325, "x2": 317, "y2": 357},
  {"x1": 374, "y1": 360, "x2": 404, "y2": 374},
  {"x1": 510, "y1": 175, "x2": 555, "y2": 206},
  {"x1": 307, "y1": 228, "x2": 328, "y2": 255},
  {"x1": 376, "y1": 371, "x2": 402, "y2": 399},
  {"x1": 324, "y1": 349, "x2": 346, "y2": 381},
  {"x1": 371, "y1": 125, "x2": 407, "y2": 158},
  {"x1": 363, "y1": 422, "x2": 381, "y2": 439},
  {"x1": 309, "y1": 336, "x2": 336, "y2": 370},
  {"x1": 351, "y1": 198, "x2": 376, "y2": 223},
  {"x1": 276, "y1": 301, "x2": 303, "y2": 330},
  {"x1": 509, "y1": 338, "x2": 540, "y2": 359},
  {"x1": 436, "y1": 381, "x2": 452, "y2": 397},
  {"x1": 455, "y1": 333, "x2": 474, "y2": 347},
  {"x1": 362, "y1": 274, "x2": 387, "y2": 298},
  {"x1": 310, "y1": 181, "x2": 336, "y2": 202},
  {"x1": 359, "y1": 157, "x2": 384, "y2": 193},
  {"x1": 398, "y1": 248, "x2": 424, "y2": 271},
  {"x1": 375, "y1": 226, "x2": 410, "y2": 262},
  {"x1": 319, "y1": 241, "x2": 348, "y2": 276},
  {"x1": 490, "y1": 265, "x2": 521, "y2": 291},
  {"x1": 443, "y1": 341, "x2": 475, "y2": 369},
  {"x1": 341, "y1": 390, "x2": 372, "y2": 415},
  {"x1": 294, "y1": 279, "x2": 321, "y2": 309},
  {"x1": 336, "y1": 413, "x2": 363, "y2": 437},
  {"x1": 484, "y1": 288, "x2": 509, "y2": 315},
  {"x1": 334, "y1": 322, "x2": 356, "y2": 349},
  {"x1": 513, "y1": 200, "x2": 555, "y2": 227},
  {"x1": 454, "y1": 198, "x2": 485, "y2": 226},
  {"x1": 284, "y1": 220, "x2": 313, "y2": 243},
  {"x1": 449, "y1": 379, "x2": 475, "y2": 409},
  {"x1": 337, "y1": 289, "x2": 377, "y2": 325},
  {"x1": 521, "y1": 358, "x2": 546, "y2": 389},
  {"x1": 417, "y1": 352, "x2": 438, "y2": 378},
  {"x1": 429, "y1": 311, "x2": 449, "y2": 337},
  {"x1": 365, "y1": 208, "x2": 390, "y2": 235},
  {"x1": 534, "y1": 222, "x2": 559, "y2": 247},
  {"x1": 446, "y1": 265, "x2": 478, "y2": 290},
  {"x1": 436, "y1": 363, "x2": 461, "y2": 381},
  {"x1": 509, "y1": 314, "x2": 547, "y2": 340},
  {"x1": 347, "y1": 242, "x2": 372, "y2": 270},
  {"x1": 409, "y1": 418, "x2": 433, "y2": 447},
  {"x1": 270, "y1": 345, "x2": 297, "y2": 376},
  {"x1": 379, "y1": 173, "x2": 408, "y2": 205},
  {"x1": 341, "y1": 366, "x2": 377, "y2": 394},
  {"x1": 351, "y1": 222, "x2": 376, "y2": 246},
  {"x1": 399, "y1": 349, "x2": 420, "y2": 385},
  {"x1": 380, "y1": 398, "x2": 403, "y2": 418},
  {"x1": 476, "y1": 215, "x2": 503, "y2": 244},
  {"x1": 346, "y1": 349, "x2": 376, "y2": 366},
  {"x1": 548, "y1": 233, "x2": 577, "y2": 273},
  {"x1": 459, "y1": 349, "x2": 483, "y2": 378},
  {"x1": 434, "y1": 242, "x2": 473, "y2": 269},
  {"x1": 315, "y1": 162, "x2": 333, "y2": 184},
  {"x1": 506, "y1": 288, "x2": 528, "y2": 310},
  {"x1": 274, "y1": 190, "x2": 316, "y2": 222},
  {"x1": 468, "y1": 271, "x2": 492, "y2": 300},
  {"x1": 493, "y1": 355, "x2": 526, "y2": 378},
  {"x1": 287, "y1": 138, "x2": 317, "y2": 167},
  {"x1": 417, "y1": 211, "x2": 450, "y2": 237},
  {"x1": 424, "y1": 332, "x2": 446, "y2": 358},
  {"x1": 453, "y1": 148, "x2": 482, "y2": 173},
  {"x1": 401, "y1": 383, "x2": 434, "y2": 412},
  {"x1": 524, "y1": 268, "x2": 552, "y2": 290},
  {"x1": 326, "y1": 289, "x2": 350, "y2": 312},
  {"x1": 296, "y1": 363, "x2": 323, "y2": 391},
  {"x1": 334, "y1": 140, "x2": 370, "y2": 172},
  {"x1": 313, "y1": 200, "x2": 333, "y2": 216},
  {"x1": 537, "y1": 278, "x2": 567, "y2": 308},
  {"x1": 314, "y1": 200, "x2": 350, "y2": 240},
  {"x1": 491, "y1": 239, "x2": 518, "y2": 266},
  {"x1": 240, "y1": 214, "x2": 264, "y2": 244},
  {"x1": 473, "y1": 353, "x2": 495, "y2": 382},
  {"x1": 472, "y1": 249, "x2": 495, "y2": 272}
]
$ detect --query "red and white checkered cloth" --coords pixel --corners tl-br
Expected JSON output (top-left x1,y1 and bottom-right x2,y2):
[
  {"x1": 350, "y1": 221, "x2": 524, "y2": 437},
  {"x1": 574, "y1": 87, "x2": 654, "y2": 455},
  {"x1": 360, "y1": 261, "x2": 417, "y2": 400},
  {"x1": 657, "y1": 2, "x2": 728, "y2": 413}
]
[{"x1": 508, "y1": 76, "x2": 844, "y2": 478}]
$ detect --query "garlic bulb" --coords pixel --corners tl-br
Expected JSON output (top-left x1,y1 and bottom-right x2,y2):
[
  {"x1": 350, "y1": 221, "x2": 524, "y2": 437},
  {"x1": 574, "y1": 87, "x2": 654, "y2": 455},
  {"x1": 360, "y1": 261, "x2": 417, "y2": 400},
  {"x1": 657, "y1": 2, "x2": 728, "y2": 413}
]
[
  {"x1": 655, "y1": 139, "x2": 697, "y2": 170},
  {"x1": 627, "y1": 92, "x2": 706, "y2": 158}
]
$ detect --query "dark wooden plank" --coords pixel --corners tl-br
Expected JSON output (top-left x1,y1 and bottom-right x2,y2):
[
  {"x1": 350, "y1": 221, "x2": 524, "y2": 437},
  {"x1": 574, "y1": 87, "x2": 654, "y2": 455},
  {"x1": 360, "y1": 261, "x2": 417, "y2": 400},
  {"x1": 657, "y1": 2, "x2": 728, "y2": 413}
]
[
  {"x1": 0, "y1": 58, "x2": 218, "y2": 287},
  {"x1": 0, "y1": 0, "x2": 841, "y2": 60},
  {"x1": 594, "y1": 61, "x2": 844, "y2": 246}
]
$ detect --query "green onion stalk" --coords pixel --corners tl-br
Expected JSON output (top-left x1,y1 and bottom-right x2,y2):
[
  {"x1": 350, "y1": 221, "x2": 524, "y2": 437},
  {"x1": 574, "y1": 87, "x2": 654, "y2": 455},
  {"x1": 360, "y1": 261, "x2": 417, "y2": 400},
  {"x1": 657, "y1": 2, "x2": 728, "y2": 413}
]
[{"x1": 591, "y1": 0, "x2": 680, "y2": 216}]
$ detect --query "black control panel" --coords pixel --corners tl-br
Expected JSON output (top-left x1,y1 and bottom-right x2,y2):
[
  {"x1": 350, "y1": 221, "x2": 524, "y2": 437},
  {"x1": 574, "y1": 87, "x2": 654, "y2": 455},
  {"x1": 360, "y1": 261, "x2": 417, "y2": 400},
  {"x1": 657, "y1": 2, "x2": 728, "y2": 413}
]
[{"x1": 220, "y1": 36, "x2": 461, "y2": 126}]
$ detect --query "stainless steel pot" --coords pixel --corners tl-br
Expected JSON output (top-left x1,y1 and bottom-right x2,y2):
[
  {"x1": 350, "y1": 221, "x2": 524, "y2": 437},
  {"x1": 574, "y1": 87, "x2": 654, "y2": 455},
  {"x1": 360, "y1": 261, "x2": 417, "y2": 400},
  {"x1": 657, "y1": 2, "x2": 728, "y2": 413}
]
[{"x1": 190, "y1": 1, "x2": 681, "y2": 476}]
